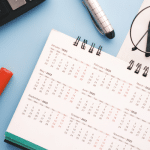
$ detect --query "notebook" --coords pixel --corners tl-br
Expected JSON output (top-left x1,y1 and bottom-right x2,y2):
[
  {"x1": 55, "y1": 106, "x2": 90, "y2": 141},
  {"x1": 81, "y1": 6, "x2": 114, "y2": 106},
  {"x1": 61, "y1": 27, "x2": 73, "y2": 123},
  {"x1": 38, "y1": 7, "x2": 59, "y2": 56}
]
[
  {"x1": 5, "y1": 29, "x2": 150, "y2": 150},
  {"x1": 117, "y1": 0, "x2": 150, "y2": 68}
]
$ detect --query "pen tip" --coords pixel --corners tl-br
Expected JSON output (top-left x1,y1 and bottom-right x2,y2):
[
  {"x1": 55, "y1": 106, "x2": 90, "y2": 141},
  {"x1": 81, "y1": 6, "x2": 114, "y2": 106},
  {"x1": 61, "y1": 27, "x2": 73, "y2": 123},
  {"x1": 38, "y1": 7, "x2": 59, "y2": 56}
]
[
  {"x1": 105, "y1": 30, "x2": 115, "y2": 39},
  {"x1": 145, "y1": 53, "x2": 150, "y2": 57}
]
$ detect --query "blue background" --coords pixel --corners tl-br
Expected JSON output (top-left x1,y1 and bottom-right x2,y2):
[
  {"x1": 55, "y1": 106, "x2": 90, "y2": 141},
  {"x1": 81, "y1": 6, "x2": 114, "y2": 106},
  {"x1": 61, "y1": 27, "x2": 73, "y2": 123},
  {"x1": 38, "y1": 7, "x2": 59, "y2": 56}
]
[{"x1": 0, "y1": 0, "x2": 144, "y2": 149}]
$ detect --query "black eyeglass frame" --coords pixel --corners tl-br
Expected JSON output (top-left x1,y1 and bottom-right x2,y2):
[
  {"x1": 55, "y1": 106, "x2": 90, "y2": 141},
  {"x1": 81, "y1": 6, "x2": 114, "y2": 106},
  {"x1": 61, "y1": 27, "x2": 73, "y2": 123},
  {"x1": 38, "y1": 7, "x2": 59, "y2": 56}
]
[{"x1": 130, "y1": 6, "x2": 150, "y2": 54}]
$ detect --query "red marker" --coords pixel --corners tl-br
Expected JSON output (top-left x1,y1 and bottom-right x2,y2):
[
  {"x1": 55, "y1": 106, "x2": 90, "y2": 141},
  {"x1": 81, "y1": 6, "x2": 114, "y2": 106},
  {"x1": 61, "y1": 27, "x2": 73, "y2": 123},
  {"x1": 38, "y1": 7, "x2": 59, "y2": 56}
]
[{"x1": 0, "y1": 67, "x2": 13, "y2": 95}]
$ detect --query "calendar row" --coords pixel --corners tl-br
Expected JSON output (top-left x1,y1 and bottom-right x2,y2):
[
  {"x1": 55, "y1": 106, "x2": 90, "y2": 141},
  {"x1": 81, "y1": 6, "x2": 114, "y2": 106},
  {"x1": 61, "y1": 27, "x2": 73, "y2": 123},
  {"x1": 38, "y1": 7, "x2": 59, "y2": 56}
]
[
  {"x1": 42, "y1": 47, "x2": 150, "y2": 112},
  {"x1": 22, "y1": 100, "x2": 142, "y2": 150},
  {"x1": 22, "y1": 94, "x2": 150, "y2": 145}
]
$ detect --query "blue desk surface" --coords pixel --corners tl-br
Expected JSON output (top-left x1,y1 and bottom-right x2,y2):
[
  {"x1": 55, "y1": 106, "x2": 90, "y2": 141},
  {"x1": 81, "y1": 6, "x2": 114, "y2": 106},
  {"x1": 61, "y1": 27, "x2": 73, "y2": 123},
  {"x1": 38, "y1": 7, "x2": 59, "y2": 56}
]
[{"x1": 0, "y1": 0, "x2": 144, "y2": 149}]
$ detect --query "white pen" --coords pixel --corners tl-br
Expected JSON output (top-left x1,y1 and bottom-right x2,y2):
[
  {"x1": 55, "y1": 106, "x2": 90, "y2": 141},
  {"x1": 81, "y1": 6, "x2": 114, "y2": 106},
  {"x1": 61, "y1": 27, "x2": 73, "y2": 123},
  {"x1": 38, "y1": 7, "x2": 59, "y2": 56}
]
[{"x1": 82, "y1": 0, "x2": 115, "y2": 39}]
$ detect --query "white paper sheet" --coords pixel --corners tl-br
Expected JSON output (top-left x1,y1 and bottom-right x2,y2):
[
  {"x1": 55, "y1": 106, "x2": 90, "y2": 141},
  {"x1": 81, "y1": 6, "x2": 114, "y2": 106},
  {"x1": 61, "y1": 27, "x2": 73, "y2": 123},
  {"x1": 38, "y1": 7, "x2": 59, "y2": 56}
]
[{"x1": 117, "y1": 0, "x2": 150, "y2": 69}]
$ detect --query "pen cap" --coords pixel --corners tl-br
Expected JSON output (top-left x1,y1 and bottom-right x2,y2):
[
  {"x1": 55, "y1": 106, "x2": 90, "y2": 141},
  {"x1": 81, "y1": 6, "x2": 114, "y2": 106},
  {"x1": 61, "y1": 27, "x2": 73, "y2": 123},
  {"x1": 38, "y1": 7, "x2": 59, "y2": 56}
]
[
  {"x1": 0, "y1": 67, "x2": 13, "y2": 95},
  {"x1": 83, "y1": 0, "x2": 115, "y2": 39}
]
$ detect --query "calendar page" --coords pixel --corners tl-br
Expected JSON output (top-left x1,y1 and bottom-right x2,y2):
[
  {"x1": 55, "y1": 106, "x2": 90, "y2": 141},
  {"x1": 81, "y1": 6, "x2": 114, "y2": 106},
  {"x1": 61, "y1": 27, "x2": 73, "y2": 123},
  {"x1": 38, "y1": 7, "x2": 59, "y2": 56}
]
[{"x1": 6, "y1": 29, "x2": 150, "y2": 150}]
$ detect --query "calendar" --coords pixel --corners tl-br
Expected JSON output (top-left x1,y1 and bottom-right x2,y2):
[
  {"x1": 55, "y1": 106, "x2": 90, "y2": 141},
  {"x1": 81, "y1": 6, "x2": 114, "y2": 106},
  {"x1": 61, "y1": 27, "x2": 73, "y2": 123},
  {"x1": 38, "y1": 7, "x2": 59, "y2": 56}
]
[{"x1": 5, "y1": 30, "x2": 150, "y2": 150}]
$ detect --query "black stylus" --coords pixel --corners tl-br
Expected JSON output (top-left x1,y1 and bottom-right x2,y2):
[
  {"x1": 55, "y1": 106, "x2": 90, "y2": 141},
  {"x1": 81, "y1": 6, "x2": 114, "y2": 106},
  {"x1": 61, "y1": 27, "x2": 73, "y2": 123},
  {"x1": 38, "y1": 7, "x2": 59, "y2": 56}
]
[{"x1": 145, "y1": 22, "x2": 150, "y2": 57}]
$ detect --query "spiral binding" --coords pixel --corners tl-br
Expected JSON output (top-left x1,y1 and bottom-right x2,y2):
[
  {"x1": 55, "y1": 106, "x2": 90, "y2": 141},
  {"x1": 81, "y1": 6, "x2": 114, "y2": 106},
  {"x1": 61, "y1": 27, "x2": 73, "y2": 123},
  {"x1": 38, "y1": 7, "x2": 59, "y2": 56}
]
[
  {"x1": 73, "y1": 36, "x2": 81, "y2": 46},
  {"x1": 89, "y1": 43, "x2": 95, "y2": 53},
  {"x1": 81, "y1": 39, "x2": 87, "y2": 50},
  {"x1": 127, "y1": 60, "x2": 149, "y2": 77},
  {"x1": 73, "y1": 36, "x2": 102, "y2": 56},
  {"x1": 143, "y1": 66, "x2": 149, "y2": 77}
]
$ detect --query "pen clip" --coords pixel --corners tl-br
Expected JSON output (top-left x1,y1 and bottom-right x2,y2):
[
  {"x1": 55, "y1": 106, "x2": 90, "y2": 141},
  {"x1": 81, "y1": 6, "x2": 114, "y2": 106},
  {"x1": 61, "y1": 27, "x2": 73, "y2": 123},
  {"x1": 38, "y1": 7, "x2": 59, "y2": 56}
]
[{"x1": 82, "y1": 1, "x2": 104, "y2": 35}]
